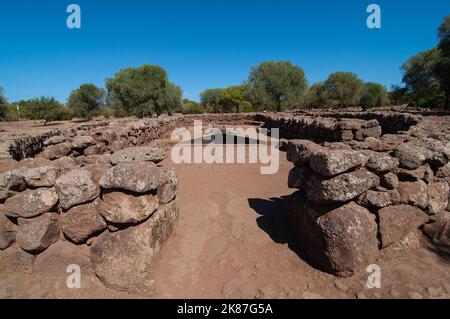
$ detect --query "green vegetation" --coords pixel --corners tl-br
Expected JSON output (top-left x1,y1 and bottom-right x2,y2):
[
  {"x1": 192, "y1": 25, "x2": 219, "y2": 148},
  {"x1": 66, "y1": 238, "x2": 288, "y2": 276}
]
[
  {"x1": 393, "y1": 14, "x2": 450, "y2": 109},
  {"x1": 10, "y1": 97, "x2": 71, "y2": 124},
  {"x1": 247, "y1": 61, "x2": 307, "y2": 111},
  {"x1": 360, "y1": 82, "x2": 390, "y2": 109},
  {"x1": 67, "y1": 84, "x2": 106, "y2": 119},
  {"x1": 106, "y1": 64, "x2": 182, "y2": 117},
  {"x1": 0, "y1": 87, "x2": 7, "y2": 120}
]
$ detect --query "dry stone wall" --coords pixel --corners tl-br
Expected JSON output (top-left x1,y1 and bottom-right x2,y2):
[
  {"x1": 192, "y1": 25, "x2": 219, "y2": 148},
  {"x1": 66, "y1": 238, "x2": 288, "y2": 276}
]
[
  {"x1": 0, "y1": 143, "x2": 179, "y2": 292},
  {"x1": 286, "y1": 115, "x2": 450, "y2": 277},
  {"x1": 1, "y1": 110, "x2": 449, "y2": 290}
]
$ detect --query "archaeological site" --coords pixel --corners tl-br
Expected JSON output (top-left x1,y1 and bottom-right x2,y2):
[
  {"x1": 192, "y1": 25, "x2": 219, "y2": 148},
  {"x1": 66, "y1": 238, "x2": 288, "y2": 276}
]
[{"x1": 1, "y1": 108, "x2": 450, "y2": 299}]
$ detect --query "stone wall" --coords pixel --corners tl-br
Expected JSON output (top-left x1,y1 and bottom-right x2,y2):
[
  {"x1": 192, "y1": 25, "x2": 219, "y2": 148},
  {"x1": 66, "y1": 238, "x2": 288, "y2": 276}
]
[
  {"x1": 2, "y1": 110, "x2": 448, "y2": 289},
  {"x1": 0, "y1": 145, "x2": 178, "y2": 293},
  {"x1": 285, "y1": 118, "x2": 450, "y2": 277}
]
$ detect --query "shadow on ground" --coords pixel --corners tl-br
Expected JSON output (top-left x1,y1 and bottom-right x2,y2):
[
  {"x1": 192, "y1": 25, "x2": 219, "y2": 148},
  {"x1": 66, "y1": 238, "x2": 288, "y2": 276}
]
[{"x1": 247, "y1": 195, "x2": 318, "y2": 270}]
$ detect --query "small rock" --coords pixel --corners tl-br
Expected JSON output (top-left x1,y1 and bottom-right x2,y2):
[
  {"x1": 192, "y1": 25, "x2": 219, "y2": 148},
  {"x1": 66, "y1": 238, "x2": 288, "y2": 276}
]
[
  {"x1": 0, "y1": 212, "x2": 16, "y2": 250},
  {"x1": 16, "y1": 213, "x2": 60, "y2": 254},
  {"x1": 427, "y1": 181, "x2": 449, "y2": 215},
  {"x1": 157, "y1": 167, "x2": 178, "y2": 204},
  {"x1": 55, "y1": 168, "x2": 100, "y2": 210},
  {"x1": 2, "y1": 188, "x2": 58, "y2": 218},
  {"x1": 60, "y1": 200, "x2": 107, "y2": 244},
  {"x1": 381, "y1": 172, "x2": 399, "y2": 190},
  {"x1": 110, "y1": 146, "x2": 166, "y2": 165},
  {"x1": 16, "y1": 165, "x2": 60, "y2": 187}
]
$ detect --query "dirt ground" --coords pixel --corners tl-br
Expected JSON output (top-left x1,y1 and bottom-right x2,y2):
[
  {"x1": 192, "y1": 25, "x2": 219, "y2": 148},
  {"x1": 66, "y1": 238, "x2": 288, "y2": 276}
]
[{"x1": 1, "y1": 124, "x2": 450, "y2": 299}]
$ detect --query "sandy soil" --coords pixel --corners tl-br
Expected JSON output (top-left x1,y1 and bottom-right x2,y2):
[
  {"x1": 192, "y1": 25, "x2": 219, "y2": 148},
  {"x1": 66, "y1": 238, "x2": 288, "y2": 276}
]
[{"x1": 1, "y1": 126, "x2": 450, "y2": 299}]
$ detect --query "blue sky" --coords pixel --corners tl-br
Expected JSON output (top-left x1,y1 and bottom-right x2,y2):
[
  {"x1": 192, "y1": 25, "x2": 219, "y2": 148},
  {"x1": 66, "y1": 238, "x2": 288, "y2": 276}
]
[{"x1": 0, "y1": 0, "x2": 449, "y2": 103}]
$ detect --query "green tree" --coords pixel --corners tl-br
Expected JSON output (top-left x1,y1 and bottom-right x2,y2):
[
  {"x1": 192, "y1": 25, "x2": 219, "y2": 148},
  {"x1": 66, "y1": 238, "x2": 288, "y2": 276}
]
[
  {"x1": 359, "y1": 82, "x2": 390, "y2": 109},
  {"x1": 389, "y1": 84, "x2": 410, "y2": 105},
  {"x1": 320, "y1": 72, "x2": 364, "y2": 107},
  {"x1": 435, "y1": 14, "x2": 450, "y2": 108},
  {"x1": 182, "y1": 99, "x2": 204, "y2": 114},
  {"x1": 200, "y1": 88, "x2": 223, "y2": 112},
  {"x1": 219, "y1": 85, "x2": 253, "y2": 113},
  {"x1": 306, "y1": 82, "x2": 327, "y2": 108},
  {"x1": 0, "y1": 86, "x2": 7, "y2": 120},
  {"x1": 106, "y1": 64, "x2": 171, "y2": 117},
  {"x1": 17, "y1": 97, "x2": 70, "y2": 124},
  {"x1": 401, "y1": 48, "x2": 445, "y2": 107},
  {"x1": 67, "y1": 84, "x2": 106, "y2": 119},
  {"x1": 163, "y1": 82, "x2": 183, "y2": 114},
  {"x1": 247, "y1": 61, "x2": 308, "y2": 112}
]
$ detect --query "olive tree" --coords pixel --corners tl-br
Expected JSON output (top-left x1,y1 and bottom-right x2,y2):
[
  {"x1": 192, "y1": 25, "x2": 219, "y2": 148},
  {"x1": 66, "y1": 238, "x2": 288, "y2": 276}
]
[
  {"x1": 106, "y1": 64, "x2": 171, "y2": 117},
  {"x1": 247, "y1": 61, "x2": 308, "y2": 111},
  {"x1": 67, "y1": 83, "x2": 106, "y2": 118}
]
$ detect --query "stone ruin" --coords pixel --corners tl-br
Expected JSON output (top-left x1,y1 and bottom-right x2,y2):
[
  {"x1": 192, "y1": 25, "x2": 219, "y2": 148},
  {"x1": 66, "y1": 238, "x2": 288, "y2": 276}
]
[
  {"x1": 285, "y1": 113, "x2": 450, "y2": 277},
  {"x1": 1, "y1": 109, "x2": 450, "y2": 293}
]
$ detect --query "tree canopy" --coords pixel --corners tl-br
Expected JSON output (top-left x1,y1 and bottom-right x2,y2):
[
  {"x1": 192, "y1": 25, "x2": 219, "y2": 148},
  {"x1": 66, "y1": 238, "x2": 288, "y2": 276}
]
[
  {"x1": 319, "y1": 72, "x2": 364, "y2": 108},
  {"x1": 247, "y1": 61, "x2": 307, "y2": 111},
  {"x1": 106, "y1": 64, "x2": 179, "y2": 117},
  {"x1": 200, "y1": 88, "x2": 223, "y2": 113},
  {"x1": 435, "y1": 14, "x2": 450, "y2": 108},
  {"x1": 13, "y1": 97, "x2": 70, "y2": 123},
  {"x1": 359, "y1": 82, "x2": 390, "y2": 109},
  {"x1": 401, "y1": 48, "x2": 445, "y2": 107},
  {"x1": 67, "y1": 83, "x2": 106, "y2": 119}
]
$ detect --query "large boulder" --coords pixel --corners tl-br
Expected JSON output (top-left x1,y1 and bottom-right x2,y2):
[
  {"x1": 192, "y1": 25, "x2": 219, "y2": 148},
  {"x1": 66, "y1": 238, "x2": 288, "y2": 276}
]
[
  {"x1": 308, "y1": 149, "x2": 368, "y2": 177},
  {"x1": 377, "y1": 205, "x2": 428, "y2": 248},
  {"x1": 397, "y1": 180, "x2": 428, "y2": 209},
  {"x1": 306, "y1": 169, "x2": 380, "y2": 203},
  {"x1": 427, "y1": 181, "x2": 449, "y2": 215},
  {"x1": 16, "y1": 213, "x2": 60, "y2": 254},
  {"x1": 0, "y1": 212, "x2": 16, "y2": 250},
  {"x1": 98, "y1": 191, "x2": 159, "y2": 224},
  {"x1": 1, "y1": 188, "x2": 58, "y2": 218},
  {"x1": 99, "y1": 162, "x2": 160, "y2": 193},
  {"x1": 110, "y1": 147, "x2": 166, "y2": 165},
  {"x1": 287, "y1": 193, "x2": 379, "y2": 277},
  {"x1": 55, "y1": 168, "x2": 100, "y2": 210},
  {"x1": 286, "y1": 140, "x2": 323, "y2": 165},
  {"x1": 157, "y1": 167, "x2": 178, "y2": 204},
  {"x1": 60, "y1": 200, "x2": 107, "y2": 244},
  {"x1": 90, "y1": 200, "x2": 179, "y2": 292}
]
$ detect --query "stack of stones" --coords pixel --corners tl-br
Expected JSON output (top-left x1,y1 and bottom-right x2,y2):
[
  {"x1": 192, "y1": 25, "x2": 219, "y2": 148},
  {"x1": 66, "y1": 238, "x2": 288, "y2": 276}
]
[
  {"x1": 0, "y1": 144, "x2": 179, "y2": 293},
  {"x1": 286, "y1": 126, "x2": 450, "y2": 277}
]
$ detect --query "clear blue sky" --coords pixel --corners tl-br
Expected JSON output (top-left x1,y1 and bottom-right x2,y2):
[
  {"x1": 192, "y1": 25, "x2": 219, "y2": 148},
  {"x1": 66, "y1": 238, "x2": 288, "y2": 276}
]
[{"x1": 0, "y1": 0, "x2": 449, "y2": 103}]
